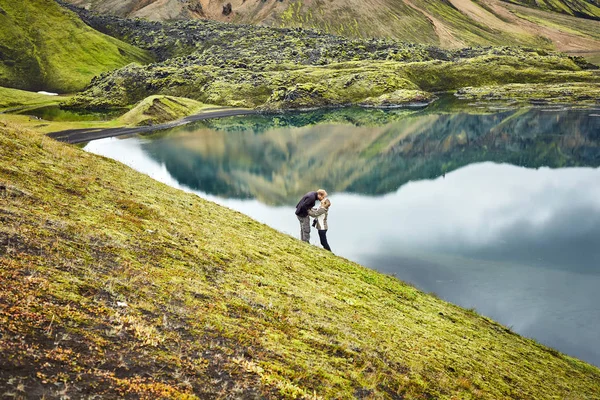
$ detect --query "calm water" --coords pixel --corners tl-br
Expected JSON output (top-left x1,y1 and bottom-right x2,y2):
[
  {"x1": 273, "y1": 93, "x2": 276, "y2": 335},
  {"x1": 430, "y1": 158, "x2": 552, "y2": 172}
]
[{"x1": 84, "y1": 105, "x2": 600, "y2": 367}]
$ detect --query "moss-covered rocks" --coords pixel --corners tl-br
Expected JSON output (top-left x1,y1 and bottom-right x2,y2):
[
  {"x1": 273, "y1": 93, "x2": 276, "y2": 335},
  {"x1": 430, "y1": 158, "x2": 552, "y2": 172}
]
[
  {"x1": 49, "y1": 3, "x2": 598, "y2": 111},
  {"x1": 455, "y1": 82, "x2": 600, "y2": 105},
  {"x1": 360, "y1": 90, "x2": 437, "y2": 108},
  {"x1": 64, "y1": 53, "x2": 600, "y2": 111}
]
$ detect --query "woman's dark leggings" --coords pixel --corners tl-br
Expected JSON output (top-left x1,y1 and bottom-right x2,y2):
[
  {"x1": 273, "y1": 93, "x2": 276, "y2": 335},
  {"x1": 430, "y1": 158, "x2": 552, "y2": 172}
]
[{"x1": 318, "y1": 230, "x2": 331, "y2": 251}]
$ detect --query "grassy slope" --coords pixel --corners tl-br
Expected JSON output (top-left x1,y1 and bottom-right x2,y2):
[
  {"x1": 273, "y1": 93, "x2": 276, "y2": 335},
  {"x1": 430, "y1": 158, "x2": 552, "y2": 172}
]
[
  {"x1": 506, "y1": 3, "x2": 600, "y2": 40},
  {"x1": 118, "y1": 95, "x2": 212, "y2": 126},
  {"x1": 0, "y1": 87, "x2": 66, "y2": 111},
  {"x1": 0, "y1": 92, "x2": 227, "y2": 134},
  {"x1": 502, "y1": 0, "x2": 600, "y2": 20},
  {"x1": 65, "y1": 0, "x2": 204, "y2": 19},
  {"x1": 0, "y1": 0, "x2": 153, "y2": 93},
  {"x1": 2, "y1": 125, "x2": 600, "y2": 398}
]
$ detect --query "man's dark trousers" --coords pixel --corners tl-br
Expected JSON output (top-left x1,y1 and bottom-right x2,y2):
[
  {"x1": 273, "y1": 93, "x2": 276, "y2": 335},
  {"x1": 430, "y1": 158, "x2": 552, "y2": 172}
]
[
  {"x1": 295, "y1": 191, "x2": 318, "y2": 242},
  {"x1": 298, "y1": 215, "x2": 311, "y2": 242}
]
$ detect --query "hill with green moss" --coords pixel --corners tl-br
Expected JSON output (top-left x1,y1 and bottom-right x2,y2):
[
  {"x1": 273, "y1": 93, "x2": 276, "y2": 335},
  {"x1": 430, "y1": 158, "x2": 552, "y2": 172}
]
[
  {"x1": 0, "y1": 0, "x2": 153, "y2": 93},
  {"x1": 49, "y1": 6, "x2": 599, "y2": 111},
  {"x1": 118, "y1": 95, "x2": 211, "y2": 126},
  {"x1": 0, "y1": 87, "x2": 65, "y2": 111},
  {"x1": 2, "y1": 119, "x2": 600, "y2": 397}
]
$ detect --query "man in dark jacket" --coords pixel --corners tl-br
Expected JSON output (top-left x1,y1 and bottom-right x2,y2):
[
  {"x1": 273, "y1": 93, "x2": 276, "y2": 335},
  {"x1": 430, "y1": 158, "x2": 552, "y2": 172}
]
[{"x1": 295, "y1": 189, "x2": 327, "y2": 242}]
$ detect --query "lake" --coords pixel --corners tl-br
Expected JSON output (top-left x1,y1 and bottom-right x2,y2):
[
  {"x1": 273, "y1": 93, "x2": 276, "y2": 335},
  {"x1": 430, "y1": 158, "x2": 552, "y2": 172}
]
[{"x1": 84, "y1": 103, "x2": 600, "y2": 367}]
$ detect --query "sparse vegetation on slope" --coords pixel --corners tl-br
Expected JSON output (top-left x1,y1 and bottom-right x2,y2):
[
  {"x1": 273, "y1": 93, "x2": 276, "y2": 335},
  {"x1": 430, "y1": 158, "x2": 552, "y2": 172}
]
[
  {"x1": 502, "y1": 0, "x2": 600, "y2": 20},
  {"x1": 65, "y1": 0, "x2": 205, "y2": 20},
  {"x1": 2, "y1": 119, "x2": 600, "y2": 398},
  {"x1": 118, "y1": 95, "x2": 212, "y2": 126},
  {"x1": 62, "y1": 0, "x2": 600, "y2": 54},
  {"x1": 0, "y1": 0, "x2": 153, "y2": 93}
]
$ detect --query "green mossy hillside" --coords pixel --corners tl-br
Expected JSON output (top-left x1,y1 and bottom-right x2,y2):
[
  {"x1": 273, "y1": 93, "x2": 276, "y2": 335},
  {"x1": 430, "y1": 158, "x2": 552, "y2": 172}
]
[
  {"x1": 0, "y1": 87, "x2": 65, "y2": 112},
  {"x1": 54, "y1": 6, "x2": 447, "y2": 65},
  {"x1": 0, "y1": 0, "x2": 153, "y2": 93},
  {"x1": 65, "y1": 51, "x2": 600, "y2": 110},
  {"x1": 1, "y1": 123, "x2": 600, "y2": 398},
  {"x1": 61, "y1": 0, "x2": 600, "y2": 50},
  {"x1": 455, "y1": 82, "x2": 600, "y2": 104},
  {"x1": 118, "y1": 95, "x2": 211, "y2": 126}
]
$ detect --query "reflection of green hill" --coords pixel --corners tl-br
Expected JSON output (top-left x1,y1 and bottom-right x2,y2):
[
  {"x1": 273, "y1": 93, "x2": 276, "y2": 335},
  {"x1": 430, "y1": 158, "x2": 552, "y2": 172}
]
[{"x1": 141, "y1": 108, "x2": 600, "y2": 205}]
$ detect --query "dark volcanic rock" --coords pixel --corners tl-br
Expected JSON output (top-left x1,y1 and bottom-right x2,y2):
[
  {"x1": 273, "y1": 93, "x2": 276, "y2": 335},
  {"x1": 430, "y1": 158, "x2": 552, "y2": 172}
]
[
  {"x1": 222, "y1": 3, "x2": 232, "y2": 16},
  {"x1": 188, "y1": 0, "x2": 203, "y2": 14}
]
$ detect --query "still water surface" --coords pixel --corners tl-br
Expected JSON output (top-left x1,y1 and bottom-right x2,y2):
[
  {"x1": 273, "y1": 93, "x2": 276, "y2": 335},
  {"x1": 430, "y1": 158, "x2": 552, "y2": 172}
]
[{"x1": 85, "y1": 105, "x2": 600, "y2": 366}]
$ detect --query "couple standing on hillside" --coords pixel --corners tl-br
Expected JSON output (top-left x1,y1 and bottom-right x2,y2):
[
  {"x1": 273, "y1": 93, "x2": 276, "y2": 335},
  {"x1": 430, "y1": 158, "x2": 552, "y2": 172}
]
[{"x1": 295, "y1": 189, "x2": 332, "y2": 252}]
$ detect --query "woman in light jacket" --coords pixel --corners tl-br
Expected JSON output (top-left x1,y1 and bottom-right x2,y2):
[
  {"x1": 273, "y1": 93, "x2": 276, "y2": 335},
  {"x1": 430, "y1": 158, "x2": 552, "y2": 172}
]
[{"x1": 310, "y1": 198, "x2": 332, "y2": 252}]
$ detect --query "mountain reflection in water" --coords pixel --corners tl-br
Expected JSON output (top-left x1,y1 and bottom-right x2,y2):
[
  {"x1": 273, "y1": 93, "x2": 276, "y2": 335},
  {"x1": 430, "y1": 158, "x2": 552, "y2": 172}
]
[
  {"x1": 84, "y1": 106, "x2": 600, "y2": 366},
  {"x1": 135, "y1": 107, "x2": 599, "y2": 205}
]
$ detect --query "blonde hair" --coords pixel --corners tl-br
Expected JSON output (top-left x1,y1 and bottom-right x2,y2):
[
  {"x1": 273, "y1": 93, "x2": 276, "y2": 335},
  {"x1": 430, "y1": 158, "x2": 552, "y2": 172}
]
[
  {"x1": 322, "y1": 198, "x2": 331, "y2": 208},
  {"x1": 317, "y1": 189, "x2": 328, "y2": 198}
]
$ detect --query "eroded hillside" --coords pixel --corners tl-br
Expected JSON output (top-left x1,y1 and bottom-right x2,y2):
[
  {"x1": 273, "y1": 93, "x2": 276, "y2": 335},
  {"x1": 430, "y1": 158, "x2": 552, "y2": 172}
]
[{"x1": 62, "y1": 0, "x2": 600, "y2": 55}]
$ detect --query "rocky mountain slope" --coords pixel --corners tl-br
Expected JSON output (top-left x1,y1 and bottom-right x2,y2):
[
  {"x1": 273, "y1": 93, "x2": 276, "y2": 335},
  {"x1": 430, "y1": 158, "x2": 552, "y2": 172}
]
[
  {"x1": 59, "y1": 8, "x2": 600, "y2": 111},
  {"x1": 66, "y1": 0, "x2": 204, "y2": 20},
  {"x1": 0, "y1": 0, "x2": 153, "y2": 93},
  {"x1": 504, "y1": 0, "x2": 600, "y2": 20},
  {"x1": 62, "y1": 0, "x2": 600, "y2": 54}
]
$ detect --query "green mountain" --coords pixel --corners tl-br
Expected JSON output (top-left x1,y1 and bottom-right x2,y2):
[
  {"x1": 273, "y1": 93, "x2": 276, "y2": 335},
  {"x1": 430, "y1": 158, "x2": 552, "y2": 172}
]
[
  {"x1": 2, "y1": 119, "x2": 600, "y2": 399},
  {"x1": 0, "y1": 0, "x2": 153, "y2": 93}
]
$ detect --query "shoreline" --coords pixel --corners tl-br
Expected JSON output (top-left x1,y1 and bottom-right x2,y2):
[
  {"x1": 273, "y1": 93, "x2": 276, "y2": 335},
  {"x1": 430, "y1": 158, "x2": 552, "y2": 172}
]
[
  {"x1": 47, "y1": 108, "x2": 258, "y2": 144},
  {"x1": 43, "y1": 93, "x2": 600, "y2": 145}
]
